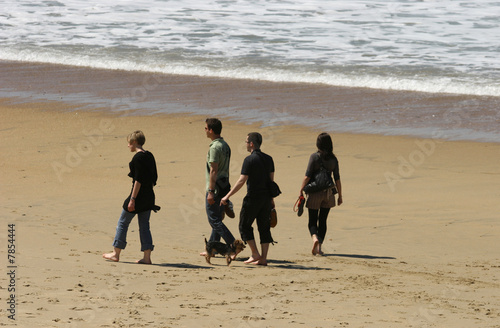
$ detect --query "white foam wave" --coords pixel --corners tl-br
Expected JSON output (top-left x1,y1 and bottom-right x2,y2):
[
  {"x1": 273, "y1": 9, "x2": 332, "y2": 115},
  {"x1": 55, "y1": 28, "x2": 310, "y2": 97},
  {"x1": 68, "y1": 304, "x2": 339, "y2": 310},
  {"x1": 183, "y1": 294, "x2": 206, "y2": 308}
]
[{"x1": 2, "y1": 47, "x2": 499, "y2": 97}]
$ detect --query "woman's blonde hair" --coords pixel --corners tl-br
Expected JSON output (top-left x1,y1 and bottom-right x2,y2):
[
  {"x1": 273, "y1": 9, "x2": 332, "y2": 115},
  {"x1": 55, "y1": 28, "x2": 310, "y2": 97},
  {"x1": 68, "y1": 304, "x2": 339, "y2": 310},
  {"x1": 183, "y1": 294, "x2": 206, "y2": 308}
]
[{"x1": 127, "y1": 130, "x2": 146, "y2": 146}]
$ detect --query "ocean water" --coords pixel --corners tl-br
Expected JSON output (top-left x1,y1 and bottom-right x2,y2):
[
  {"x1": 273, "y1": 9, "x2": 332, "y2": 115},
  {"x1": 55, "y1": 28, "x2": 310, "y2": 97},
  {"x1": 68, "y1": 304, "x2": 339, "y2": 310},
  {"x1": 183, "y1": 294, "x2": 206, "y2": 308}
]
[{"x1": 1, "y1": 0, "x2": 500, "y2": 141}]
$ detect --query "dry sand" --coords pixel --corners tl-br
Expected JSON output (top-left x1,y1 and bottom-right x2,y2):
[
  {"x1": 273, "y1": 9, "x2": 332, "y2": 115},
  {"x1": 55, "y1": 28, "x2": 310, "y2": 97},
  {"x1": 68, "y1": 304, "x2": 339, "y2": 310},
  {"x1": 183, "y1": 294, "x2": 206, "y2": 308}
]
[{"x1": 1, "y1": 102, "x2": 499, "y2": 327}]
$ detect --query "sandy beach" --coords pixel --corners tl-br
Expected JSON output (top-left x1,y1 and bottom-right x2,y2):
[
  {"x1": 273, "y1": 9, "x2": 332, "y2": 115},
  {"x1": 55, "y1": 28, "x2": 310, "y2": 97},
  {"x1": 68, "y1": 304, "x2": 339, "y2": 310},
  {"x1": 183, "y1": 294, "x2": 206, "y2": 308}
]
[{"x1": 1, "y1": 94, "x2": 499, "y2": 328}]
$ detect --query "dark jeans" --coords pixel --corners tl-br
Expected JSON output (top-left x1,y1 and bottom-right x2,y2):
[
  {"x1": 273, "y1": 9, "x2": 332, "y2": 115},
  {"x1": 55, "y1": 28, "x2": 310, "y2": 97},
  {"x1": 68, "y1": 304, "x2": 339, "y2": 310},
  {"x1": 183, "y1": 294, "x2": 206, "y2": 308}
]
[
  {"x1": 308, "y1": 208, "x2": 331, "y2": 244},
  {"x1": 239, "y1": 195, "x2": 273, "y2": 244},
  {"x1": 205, "y1": 192, "x2": 235, "y2": 245},
  {"x1": 113, "y1": 209, "x2": 154, "y2": 251}
]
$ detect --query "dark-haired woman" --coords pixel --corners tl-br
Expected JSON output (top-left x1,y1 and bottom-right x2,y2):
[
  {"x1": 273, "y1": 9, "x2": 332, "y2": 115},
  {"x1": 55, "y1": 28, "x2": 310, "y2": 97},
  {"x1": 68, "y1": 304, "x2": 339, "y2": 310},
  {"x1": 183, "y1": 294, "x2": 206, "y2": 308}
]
[{"x1": 299, "y1": 133, "x2": 343, "y2": 255}]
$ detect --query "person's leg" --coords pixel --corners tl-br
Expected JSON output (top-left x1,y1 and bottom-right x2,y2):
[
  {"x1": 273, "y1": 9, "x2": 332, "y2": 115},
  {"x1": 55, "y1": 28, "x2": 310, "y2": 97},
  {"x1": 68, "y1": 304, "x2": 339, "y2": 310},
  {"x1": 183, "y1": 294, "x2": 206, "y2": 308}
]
[
  {"x1": 206, "y1": 195, "x2": 221, "y2": 242},
  {"x1": 137, "y1": 210, "x2": 153, "y2": 264},
  {"x1": 308, "y1": 208, "x2": 320, "y2": 255},
  {"x1": 253, "y1": 198, "x2": 272, "y2": 265},
  {"x1": 206, "y1": 193, "x2": 235, "y2": 244},
  {"x1": 102, "y1": 247, "x2": 122, "y2": 261},
  {"x1": 139, "y1": 250, "x2": 152, "y2": 264},
  {"x1": 255, "y1": 198, "x2": 272, "y2": 241},
  {"x1": 103, "y1": 209, "x2": 135, "y2": 261},
  {"x1": 244, "y1": 239, "x2": 261, "y2": 263},
  {"x1": 308, "y1": 208, "x2": 319, "y2": 236},
  {"x1": 248, "y1": 242, "x2": 269, "y2": 266},
  {"x1": 239, "y1": 196, "x2": 257, "y2": 242},
  {"x1": 257, "y1": 243, "x2": 269, "y2": 266},
  {"x1": 317, "y1": 207, "x2": 331, "y2": 255},
  {"x1": 239, "y1": 196, "x2": 259, "y2": 262}
]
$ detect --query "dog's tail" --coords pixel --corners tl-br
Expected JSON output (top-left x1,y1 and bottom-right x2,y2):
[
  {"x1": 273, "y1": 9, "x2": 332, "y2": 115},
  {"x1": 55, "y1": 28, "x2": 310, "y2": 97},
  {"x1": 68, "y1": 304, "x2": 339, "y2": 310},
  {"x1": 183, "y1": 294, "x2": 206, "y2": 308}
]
[{"x1": 204, "y1": 238, "x2": 208, "y2": 245}]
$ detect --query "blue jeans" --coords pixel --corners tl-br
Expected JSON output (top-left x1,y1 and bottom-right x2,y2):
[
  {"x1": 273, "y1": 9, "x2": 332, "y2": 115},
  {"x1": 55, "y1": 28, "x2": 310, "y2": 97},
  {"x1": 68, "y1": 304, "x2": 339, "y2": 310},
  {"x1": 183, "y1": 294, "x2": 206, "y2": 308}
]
[
  {"x1": 206, "y1": 192, "x2": 235, "y2": 245},
  {"x1": 113, "y1": 209, "x2": 154, "y2": 251}
]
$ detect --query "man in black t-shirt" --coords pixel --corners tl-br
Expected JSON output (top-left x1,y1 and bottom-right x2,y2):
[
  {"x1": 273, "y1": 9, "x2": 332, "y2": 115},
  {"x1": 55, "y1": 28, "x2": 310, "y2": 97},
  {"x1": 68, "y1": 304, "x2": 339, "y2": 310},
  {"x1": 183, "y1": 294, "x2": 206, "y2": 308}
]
[{"x1": 221, "y1": 132, "x2": 275, "y2": 266}]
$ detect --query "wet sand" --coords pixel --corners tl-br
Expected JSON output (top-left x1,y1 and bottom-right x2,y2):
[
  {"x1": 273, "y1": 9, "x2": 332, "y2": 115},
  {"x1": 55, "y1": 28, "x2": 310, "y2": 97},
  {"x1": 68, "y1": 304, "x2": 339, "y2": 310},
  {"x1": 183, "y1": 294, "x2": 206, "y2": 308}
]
[{"x1": 1, "y1": 60, "x2": 499, "y2": 142}]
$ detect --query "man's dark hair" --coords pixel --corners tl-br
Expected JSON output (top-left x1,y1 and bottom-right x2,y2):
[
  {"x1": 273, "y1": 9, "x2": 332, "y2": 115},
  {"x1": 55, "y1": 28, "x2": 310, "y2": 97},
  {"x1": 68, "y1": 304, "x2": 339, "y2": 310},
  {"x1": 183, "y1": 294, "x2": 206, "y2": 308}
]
[
  {"x1": 205, "y1": 118, "x2": 222, "y2": 135},
  {"x1": 247, "y1": 132, "x2": 262, "y2": 149}
]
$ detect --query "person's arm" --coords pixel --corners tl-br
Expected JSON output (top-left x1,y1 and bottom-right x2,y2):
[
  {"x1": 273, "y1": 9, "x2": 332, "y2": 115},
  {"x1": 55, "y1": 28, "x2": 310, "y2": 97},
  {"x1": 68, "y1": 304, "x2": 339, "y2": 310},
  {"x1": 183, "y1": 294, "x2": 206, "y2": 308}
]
[
  {"x1": 207, "y1": 162, "x2": 218, "y2": 205},
  {"x1": 332, "y1": 156, "x2": 342, "y2": 205},
  {"x1": 220, "y1": 174, "x2": 248, "y2": 205},
  {"x1": 299, "y1": 176, "x2": 311, "y2": 196},
  {"x1": 300, "y1": 153, "x2": 316, "y2": 196},
  {"x1": 335, "y1": 179, "x2": 342, "y2": 205},
  {"x1": 269, "y1": 171, "x2": 277, "y2": 207},
  {"x1": 128, "y1": 181, "x2": 142, "y2": 212}
]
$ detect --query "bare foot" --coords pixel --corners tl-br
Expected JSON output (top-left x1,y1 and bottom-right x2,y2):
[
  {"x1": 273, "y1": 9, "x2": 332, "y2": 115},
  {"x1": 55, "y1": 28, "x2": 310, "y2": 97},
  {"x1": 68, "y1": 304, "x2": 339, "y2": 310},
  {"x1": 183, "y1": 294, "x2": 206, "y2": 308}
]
[
  {"x1": 136, "y1": 259, "x2": 152, "y2": 264},
  {"x1": 102, "y1": 252, "x2": 119, "y2": 262},
  {"x1": 230, "y1": 249, "x2": 243, "y2": 260},
  {"x1": 200, "y1": 251, "x2": 207, "y2": 256},
  {"x1": 318, "y1": 243, "x2": 325, "y2": 256},
  {"x1": 312, "y1": 240, "x2": 320, "y2": 255},
  {"x1": 249, "y1": 259, "x2": 268, "y2": 266},
  {"x1": 244, "y1": 256, "x2": 261, "y2": 264}
]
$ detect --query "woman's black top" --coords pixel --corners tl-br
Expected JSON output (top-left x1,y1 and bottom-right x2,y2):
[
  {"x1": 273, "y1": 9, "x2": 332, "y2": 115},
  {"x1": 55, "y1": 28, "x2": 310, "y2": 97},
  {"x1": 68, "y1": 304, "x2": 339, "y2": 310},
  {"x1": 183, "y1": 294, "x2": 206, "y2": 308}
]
[
  {"x1": 305, "y1": 152, "x2": 340, "y2": 181},
  {"x1": 122, "y1": 151, "x2": 158, "y2": 213}
]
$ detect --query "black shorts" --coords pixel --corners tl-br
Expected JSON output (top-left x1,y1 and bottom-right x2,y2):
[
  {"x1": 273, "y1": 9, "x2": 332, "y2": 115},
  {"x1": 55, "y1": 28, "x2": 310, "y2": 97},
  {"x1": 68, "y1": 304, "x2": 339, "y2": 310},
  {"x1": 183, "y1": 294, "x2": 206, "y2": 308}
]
[{"x1": 239, "y1": 195, "x2": 274, "y2": 244}]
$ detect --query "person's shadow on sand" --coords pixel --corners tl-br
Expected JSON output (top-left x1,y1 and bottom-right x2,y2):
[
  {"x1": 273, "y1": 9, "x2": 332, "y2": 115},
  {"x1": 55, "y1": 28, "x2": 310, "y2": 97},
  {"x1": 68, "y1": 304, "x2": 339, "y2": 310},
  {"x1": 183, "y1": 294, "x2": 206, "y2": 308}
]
[
  {"x1": 120, "y1": 261, "x2": 213, "y2": 269},
  {"x1": 324, "y1": 253, "x2": 396, "y2": 260}
]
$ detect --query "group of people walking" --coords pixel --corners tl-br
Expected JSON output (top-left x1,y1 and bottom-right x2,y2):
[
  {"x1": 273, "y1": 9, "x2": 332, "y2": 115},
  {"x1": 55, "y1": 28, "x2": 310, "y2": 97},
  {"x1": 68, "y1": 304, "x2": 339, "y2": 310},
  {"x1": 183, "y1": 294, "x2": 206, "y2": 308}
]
[{"x1": 102, "y1": 118, "x2": 342, "y2": 265}]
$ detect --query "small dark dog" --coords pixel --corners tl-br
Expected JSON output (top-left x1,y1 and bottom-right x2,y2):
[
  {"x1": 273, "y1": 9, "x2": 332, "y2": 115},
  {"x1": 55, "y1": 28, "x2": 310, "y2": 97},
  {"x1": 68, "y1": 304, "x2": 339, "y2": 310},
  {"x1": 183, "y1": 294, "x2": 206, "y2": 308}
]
[{"x1": 204, "y1": 238, "x2": 246, "y2": 266}]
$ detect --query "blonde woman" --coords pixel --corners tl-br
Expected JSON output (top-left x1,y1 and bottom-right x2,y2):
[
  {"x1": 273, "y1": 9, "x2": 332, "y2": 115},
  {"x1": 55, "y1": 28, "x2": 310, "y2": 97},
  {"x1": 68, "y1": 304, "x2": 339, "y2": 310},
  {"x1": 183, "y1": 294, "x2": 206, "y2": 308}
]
[{"x1": 103, "y1": 131, "x2": 158, "y2": 264}]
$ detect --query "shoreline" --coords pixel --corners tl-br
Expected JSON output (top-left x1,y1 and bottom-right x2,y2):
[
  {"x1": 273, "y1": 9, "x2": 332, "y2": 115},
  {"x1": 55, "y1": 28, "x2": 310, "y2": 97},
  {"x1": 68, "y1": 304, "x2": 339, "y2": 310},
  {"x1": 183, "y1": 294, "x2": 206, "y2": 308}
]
[{"x1": 2, "y1": 59, "x2": 500, "y2": 143}]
